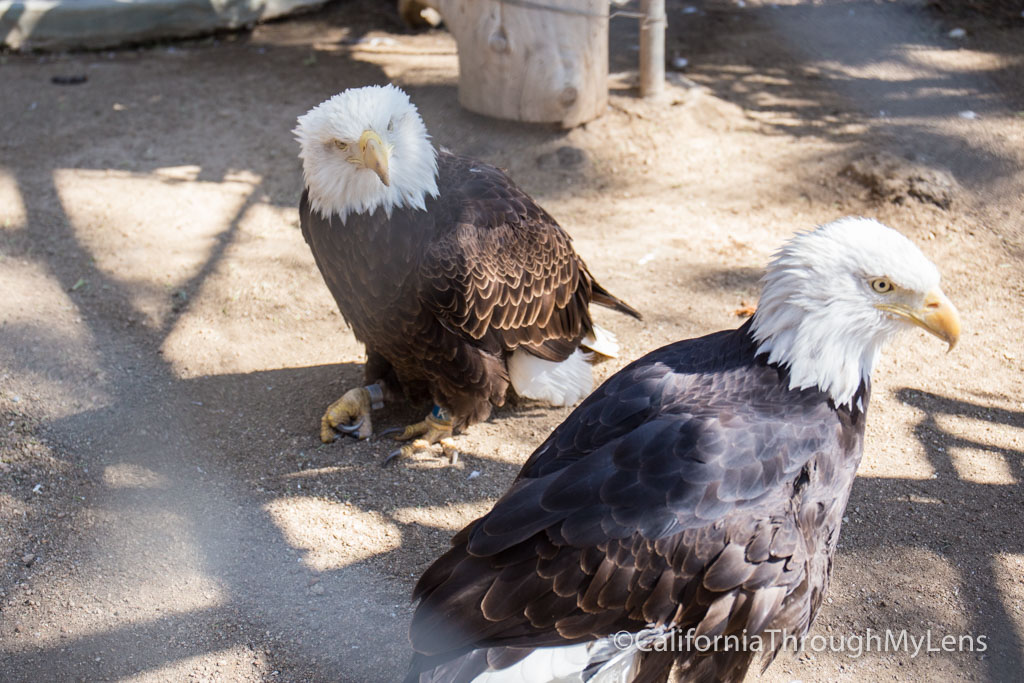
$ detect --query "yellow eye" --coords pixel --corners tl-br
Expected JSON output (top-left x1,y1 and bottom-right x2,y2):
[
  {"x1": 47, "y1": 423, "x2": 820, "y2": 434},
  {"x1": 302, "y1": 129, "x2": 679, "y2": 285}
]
[
  {"x1": 334, "y1": 140, "x2": 349, "y2": 151},
  {"x1": 870, "y1": 278, "x2": 893, "y2": 294}
]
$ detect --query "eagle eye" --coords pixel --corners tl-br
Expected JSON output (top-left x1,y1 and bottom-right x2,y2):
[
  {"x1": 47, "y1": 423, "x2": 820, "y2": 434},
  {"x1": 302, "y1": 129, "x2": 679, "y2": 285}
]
[
  {"x1": 334, "y1": 139, "x2": 350, "y2": 152},
  {"x1": 870, "y1": 277, "x2": 893, "y2": 294}
]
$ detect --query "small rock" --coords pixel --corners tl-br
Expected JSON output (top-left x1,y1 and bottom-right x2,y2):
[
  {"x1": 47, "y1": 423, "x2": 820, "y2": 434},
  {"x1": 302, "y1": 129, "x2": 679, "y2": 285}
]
[
  {"x1": 671, "y1": 56, "x2": 689, "y2": 70},
  {"x1": 419, "y1": 7, "x2": 443, "y2": 26},
  {"x1": 555, "y1": 146, "x2": 585, "y2": 168},
  {"x1": 309, "y1": 583, "x2": 325, "y2": 596},
  {"x1": 958, "y1": 110, "x2": 978, "y2": 120},
  {"x1": 171, "y1": 289, "x2": 189, "y2": 312},
  {"x1": 537, "y1": 146, "x2": 586, "y2": 171},
  {"x1": 948, "y1": 27, "x2": 966, "y2": 39},
  {"x1": 51, "y1": 74, "x2": 87, "y2": 86},
  {"x1": 467, "y1": 470, "x2": 481, "y2": 480},
  {"x1": 22, "y1": 554, "x2": 36, "y2": 567}
]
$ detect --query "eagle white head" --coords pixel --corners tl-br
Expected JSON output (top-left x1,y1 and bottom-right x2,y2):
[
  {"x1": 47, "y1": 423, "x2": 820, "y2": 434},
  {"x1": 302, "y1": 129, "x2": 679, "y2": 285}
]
[
  {"x1": 294, "y1": 84, "x2": 439, "y2": 222},
  {"x1": 750, "y1": 217, "x2": 960, "y2": 408}
]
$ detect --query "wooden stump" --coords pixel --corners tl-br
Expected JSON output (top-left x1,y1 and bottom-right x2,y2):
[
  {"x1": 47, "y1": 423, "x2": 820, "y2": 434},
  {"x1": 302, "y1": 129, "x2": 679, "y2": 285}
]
[{"x1": 437, "y1": 0, "x2": 608, "y2": 128}]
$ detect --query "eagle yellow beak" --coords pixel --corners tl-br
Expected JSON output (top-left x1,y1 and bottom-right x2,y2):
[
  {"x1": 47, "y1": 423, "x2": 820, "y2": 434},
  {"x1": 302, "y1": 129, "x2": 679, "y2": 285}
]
[
  {"x1": 879, "y1": 288, "x2": 961, "y2": 351},
  {"x1": 359, "y1": 130, "x2": 390, "y2": 187}
]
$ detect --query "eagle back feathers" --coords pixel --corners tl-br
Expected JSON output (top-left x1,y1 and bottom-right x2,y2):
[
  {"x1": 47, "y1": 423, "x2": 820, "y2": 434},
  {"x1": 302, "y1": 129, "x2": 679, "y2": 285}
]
[
  {"x1": 407, "y1": 321, "x2": 867, "y2": 681},
  {"x1": 419, "y1": 154, "x2": 597, "y2": 360}
]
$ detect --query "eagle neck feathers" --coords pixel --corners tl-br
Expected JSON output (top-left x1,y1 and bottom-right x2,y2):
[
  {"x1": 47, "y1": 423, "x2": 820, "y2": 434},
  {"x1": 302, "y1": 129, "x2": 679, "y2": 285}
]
[{"x1": 749, "y1": 295, "x2": 885, "y2": 411}]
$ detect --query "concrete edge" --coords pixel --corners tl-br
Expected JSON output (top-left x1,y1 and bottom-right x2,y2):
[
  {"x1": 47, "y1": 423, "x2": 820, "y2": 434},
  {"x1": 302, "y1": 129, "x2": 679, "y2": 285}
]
[{"x1": 1, "y1": 0, "x2": 328, "y2": 51}]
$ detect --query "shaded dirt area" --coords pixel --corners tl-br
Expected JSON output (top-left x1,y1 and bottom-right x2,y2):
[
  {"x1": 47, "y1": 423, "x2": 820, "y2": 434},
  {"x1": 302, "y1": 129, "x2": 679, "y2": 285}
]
[{"x1": 1, "y1": 0, "x2": 1023, "y2": 680}]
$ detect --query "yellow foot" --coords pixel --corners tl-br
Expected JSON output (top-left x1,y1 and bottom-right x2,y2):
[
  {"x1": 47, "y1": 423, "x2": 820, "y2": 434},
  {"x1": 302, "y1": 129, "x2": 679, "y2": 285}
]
[
  {"x1": 320, "y1": 387, "x2": 373, "y2": 443},
  {"x1": 383, "y1": 411, "x2": 457, "y2": 466}
]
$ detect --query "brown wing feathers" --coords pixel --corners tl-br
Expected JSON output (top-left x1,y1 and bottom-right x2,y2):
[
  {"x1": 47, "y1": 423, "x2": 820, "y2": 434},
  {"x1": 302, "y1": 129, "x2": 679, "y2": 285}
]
[
  {"x1": 408, "y1": 327, "x2": 862, "y2": 682},
  {"x1": 411, "y1": 511, "x2": 811, "y2": 681},
  {"x1": 421, "y1": 153, "x2": 640, "y2": 365}
]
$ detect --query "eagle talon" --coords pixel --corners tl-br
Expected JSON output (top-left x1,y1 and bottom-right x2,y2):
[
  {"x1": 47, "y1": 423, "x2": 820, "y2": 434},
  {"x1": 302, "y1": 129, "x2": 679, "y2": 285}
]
[
  {"x1": 382, "y1": 438, "x2": 449, "y2": 466},
  {"x1": 441, "y1": 437, "x2": 459, "y2": 465},
  {"x1": 334, "y1": 417, "x2": 365, "y2": 434},
  {"x1": 393, "y1": 413, "x2": 452, "y2": 443},
  {"x1": 393, "y1": 420, "x2": 431, "y2": 442},
  {"x1": 320, "y1": 387, "x2": 373, "y2": 442},
  {"x1": 380, "y1": 411, "x2": 456, "y2": 466}
]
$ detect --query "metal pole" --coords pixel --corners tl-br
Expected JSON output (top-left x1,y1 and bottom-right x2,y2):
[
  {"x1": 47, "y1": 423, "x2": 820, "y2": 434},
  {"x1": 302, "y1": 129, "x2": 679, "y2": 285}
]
[{"x1": 639, "y1": 0, "x2": 666, "y2": 98}]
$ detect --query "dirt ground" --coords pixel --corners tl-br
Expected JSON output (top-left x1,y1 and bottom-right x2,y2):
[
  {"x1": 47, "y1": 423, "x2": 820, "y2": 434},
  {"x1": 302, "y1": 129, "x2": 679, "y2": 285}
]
[{"x1": 1, "y1": 0, "x2": 1022, "y2": 680}]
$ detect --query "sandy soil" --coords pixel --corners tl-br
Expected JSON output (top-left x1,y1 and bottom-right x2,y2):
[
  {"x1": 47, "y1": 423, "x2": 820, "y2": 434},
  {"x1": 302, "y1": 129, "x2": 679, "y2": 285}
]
[{"x1": 1, "y1": 0, "x2": 1022, "y2": 680}]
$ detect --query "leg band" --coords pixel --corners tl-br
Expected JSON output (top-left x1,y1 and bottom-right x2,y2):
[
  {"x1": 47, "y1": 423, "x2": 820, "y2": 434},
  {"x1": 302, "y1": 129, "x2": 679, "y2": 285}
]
[{"x1": 365, "y1": 383, "x2": 385, "y2": 411}]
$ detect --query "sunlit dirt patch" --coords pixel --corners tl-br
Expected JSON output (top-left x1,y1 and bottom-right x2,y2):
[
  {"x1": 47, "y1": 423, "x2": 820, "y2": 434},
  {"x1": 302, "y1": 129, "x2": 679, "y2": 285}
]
[{"x1": 265, "y1": 496, "x2": 401, "y2": 571}]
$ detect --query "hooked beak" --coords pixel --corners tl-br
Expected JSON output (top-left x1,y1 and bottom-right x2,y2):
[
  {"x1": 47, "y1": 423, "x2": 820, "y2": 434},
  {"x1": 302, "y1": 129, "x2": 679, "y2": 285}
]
[
  {"x1": 359, "y1": 130, "x2": 390, "y2": 187},
  {"x1": 878, "y1": 288, "x2": 961, "y2": 351}
]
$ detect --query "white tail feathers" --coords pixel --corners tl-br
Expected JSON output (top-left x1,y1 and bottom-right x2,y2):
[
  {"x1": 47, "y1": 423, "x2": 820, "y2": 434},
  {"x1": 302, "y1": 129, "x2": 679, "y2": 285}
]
[
  {"x1": 458, "y1": 636, "x2": 644, "y2": 682},
  {"x1": 508, "y1": 348, "x2": 593, "y2": 407},
  {"x1": 473, "y1": 643, "x2": 591, "y2": 682},
  {"x1": 581, "y1": 324, "x2": 620, "y2": 359}
]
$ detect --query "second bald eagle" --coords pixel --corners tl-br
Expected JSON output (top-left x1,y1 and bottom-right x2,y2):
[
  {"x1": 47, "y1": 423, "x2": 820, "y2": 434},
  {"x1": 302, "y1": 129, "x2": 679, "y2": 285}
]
[
  {"x1": 406, "y1": 218, "x2": 961, "y2": 682},
  {"x1": 295, "y1": 85, "x2": 639, "y2": 462}
]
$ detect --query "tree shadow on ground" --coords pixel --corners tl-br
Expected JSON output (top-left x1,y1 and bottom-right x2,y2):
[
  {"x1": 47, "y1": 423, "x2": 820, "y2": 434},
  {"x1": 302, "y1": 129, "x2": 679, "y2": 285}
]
[
  {"x1": 838, "y1": 388, "x2": 1024, "y2": 680},
  {"x1": 669, "y1": 0, "x2": 1023, "y2": 190},
  {"x1": 0, "y1": 36, "x2": 520, "y2": 677},
  {"x1": 0, "y1": 360, "x2": 523, "y2": 680}
]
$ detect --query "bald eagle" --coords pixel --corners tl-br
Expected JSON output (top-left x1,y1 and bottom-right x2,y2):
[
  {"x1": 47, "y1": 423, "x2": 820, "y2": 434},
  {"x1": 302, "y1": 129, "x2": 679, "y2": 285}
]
[
  {"x1": 295, "y1": 85, "x2": 640, "y2": 463},
  {"x1": 406, "y1": 218, "x2": 960, "y2": 682}
]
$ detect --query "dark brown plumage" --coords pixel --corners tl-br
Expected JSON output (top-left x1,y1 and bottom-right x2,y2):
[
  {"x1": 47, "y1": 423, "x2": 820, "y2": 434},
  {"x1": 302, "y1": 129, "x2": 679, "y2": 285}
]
[
  {"x1": 405, "y1": 319, "x2": 867, "y2": 682},
  {"x1": 301, "y1": 150, "x2": 639, "y2": 431}
]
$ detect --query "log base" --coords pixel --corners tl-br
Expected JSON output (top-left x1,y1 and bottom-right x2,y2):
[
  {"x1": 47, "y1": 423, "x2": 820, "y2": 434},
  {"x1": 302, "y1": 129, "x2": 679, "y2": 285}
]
[{"x1": 437, "y1": 0, "x2": 608, "y2": 128}]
